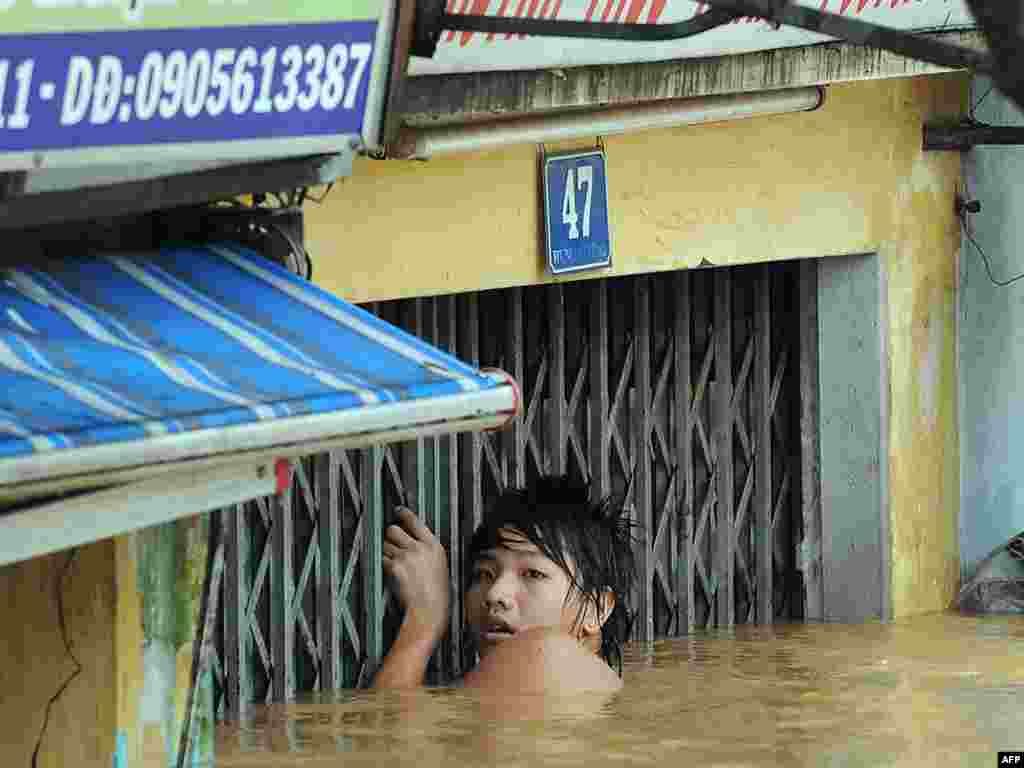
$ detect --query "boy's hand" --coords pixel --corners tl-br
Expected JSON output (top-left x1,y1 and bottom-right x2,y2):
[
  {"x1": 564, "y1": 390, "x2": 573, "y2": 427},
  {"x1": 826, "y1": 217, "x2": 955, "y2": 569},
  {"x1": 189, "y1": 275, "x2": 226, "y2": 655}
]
[{"x1": 383, "y1": 507, "x2": 450, "y2": 643}]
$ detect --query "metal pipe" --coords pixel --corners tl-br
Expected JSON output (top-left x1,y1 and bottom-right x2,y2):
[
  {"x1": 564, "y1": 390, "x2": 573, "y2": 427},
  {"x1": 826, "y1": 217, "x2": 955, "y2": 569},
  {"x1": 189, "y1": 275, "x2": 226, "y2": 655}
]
[{"x1": 392, "y1": 87, "x2": 825, "y2": 159}]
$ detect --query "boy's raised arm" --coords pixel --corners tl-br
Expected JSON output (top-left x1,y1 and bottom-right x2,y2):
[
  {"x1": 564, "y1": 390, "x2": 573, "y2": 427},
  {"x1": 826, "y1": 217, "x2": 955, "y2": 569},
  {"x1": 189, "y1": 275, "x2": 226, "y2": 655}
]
[{"x1": 373, "y1": 507, "x2": 450, "y2": 689}]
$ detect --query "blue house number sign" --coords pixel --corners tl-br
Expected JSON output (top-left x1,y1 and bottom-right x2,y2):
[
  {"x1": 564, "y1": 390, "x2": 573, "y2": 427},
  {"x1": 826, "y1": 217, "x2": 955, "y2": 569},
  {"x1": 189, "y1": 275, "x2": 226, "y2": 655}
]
[{"x1": 544, "y1": 150, "x2": 612, "y2": 275}]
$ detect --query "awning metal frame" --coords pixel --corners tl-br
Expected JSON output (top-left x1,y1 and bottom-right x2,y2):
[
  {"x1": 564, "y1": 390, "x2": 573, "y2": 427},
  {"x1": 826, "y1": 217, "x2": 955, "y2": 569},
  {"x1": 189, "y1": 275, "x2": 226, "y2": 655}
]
[
  {"x1": 0, "y1": 382, "x2": 517, "y2": 507},
  {"x1": 0, "y1": 461, "x2": 277, "y2": 567}
]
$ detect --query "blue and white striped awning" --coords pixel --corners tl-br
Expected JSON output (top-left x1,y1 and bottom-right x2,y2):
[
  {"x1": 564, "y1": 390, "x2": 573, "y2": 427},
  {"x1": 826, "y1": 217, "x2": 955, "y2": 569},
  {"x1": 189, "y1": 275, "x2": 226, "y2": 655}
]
[{"x1": 0, "y1": 242, "x2": 518, "y2": 506}]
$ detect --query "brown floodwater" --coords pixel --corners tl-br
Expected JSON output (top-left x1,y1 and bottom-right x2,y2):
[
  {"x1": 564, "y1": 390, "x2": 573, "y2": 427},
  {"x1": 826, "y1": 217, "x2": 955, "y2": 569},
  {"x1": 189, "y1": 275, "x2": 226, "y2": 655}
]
[{"x1": 215, "y1": 612, "x2": 1024, "y2": 767}]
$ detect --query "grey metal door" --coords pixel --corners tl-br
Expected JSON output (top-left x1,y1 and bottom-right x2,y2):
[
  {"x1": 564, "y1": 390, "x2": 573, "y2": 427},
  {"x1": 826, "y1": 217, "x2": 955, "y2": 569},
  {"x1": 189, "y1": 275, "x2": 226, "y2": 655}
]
[{"x1": 210, "y1": 261, "x2": 819, "y2": 715}]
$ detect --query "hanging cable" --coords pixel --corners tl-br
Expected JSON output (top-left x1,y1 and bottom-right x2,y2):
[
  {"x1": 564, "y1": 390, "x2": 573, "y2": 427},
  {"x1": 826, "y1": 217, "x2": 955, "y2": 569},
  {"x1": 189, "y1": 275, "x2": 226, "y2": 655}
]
[
  {"x1": 959, "y1": 198, "x2": 1024, "y2": 287},
  {"x1": 265, "y1": 216, "x2": 313, "y2": 281},
  {"x1": 970, "y1": 82, "x2": 996, "y2": 122},
  {"x1": 305, "y1": 184, "x2": 335, "y2": 205},
  {"x1": 31, "y1": 548, "x2": 82, "y2": 768},
  {"x1": 962, "y1": 224, "x2": 1024, "y2": 288}
]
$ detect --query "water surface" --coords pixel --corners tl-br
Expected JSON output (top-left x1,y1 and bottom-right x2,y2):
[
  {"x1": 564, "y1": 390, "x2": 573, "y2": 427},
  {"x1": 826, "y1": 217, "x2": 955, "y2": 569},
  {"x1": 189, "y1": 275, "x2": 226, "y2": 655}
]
[{"x1": 216, "y1": 613, "x2": 1024, "y2": 767}]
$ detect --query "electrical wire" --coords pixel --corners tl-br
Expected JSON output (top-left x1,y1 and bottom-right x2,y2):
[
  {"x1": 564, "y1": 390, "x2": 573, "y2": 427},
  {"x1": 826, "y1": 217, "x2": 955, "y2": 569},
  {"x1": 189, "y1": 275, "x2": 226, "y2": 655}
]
[
  {"x1": 970, "y1": 82, "x2": 995, "y2": 122},
  {"x1": 265, "y1": 217, "x2": 313, "y2": 280},
  {"x1": 305, "y1": 184, "x2": 335, "y2": 205},
  {"x1": 961, "y1": 216, "x2": 1024, "y2": 288},
  {"x1": 31, "y1": 548, "x2": 82, "y2": 768}
]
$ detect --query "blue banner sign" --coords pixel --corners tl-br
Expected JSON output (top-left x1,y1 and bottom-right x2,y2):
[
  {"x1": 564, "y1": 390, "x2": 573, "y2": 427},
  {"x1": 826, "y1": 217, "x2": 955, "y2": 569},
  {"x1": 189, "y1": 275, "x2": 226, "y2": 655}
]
[
  {"x1": 0, "y1": 22, "x2": 376, "y2": 154},
  {"x1": 544, "y1": 150, "x2": 613, "y2": 275}
]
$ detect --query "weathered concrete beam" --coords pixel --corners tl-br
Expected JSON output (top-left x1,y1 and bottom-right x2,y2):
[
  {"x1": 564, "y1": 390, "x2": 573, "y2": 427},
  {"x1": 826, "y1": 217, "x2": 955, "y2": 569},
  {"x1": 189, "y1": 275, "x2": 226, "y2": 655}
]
[{"x1": 401, "y1": 30, "x2": 985, "y2": 127}]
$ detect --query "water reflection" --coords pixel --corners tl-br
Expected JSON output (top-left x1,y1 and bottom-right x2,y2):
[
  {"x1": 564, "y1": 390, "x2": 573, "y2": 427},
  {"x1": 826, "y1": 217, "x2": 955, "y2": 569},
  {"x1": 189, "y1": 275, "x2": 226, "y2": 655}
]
[{"x1": 216, "y1": 613, "x2": 1024, "y2": 767}]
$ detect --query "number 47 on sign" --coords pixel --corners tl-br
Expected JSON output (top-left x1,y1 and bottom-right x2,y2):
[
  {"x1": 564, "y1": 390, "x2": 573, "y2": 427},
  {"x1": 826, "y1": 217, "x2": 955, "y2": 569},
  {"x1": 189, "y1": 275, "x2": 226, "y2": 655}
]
[
  {"x1": 543, "y1": 150, "x2": 612, "y2": 276},
  {"x1": 561, "y1": 165, "x2": 593, "y2": 240}
]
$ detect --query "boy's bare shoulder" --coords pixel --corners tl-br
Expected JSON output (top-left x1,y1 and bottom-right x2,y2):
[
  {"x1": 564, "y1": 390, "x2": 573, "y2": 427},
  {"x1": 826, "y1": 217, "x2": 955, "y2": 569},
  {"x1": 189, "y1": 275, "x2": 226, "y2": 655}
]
[{"x1": 462, "y1": 627, "x2": 622, "y2": 694}]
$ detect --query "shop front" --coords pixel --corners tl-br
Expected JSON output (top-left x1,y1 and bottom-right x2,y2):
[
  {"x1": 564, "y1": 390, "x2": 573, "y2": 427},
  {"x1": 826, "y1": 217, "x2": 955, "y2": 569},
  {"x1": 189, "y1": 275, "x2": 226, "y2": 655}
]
[{"x1": 0, "y1": 0, "x2": 996, "y2": 764}]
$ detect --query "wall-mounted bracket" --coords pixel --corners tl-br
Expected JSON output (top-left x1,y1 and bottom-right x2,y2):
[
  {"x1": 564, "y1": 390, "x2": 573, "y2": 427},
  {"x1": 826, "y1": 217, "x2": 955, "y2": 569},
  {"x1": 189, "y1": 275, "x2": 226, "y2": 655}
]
[{"x1": 925, "y1": 120, "x2": 1024, "y2": 151}]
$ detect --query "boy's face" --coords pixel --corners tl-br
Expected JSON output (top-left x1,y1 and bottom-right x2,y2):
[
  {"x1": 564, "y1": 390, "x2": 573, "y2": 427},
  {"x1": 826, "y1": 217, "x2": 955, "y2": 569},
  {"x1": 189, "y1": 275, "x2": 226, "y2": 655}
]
[{"x1": 464, "y1": 527, "x2": 582, "y2": 659}]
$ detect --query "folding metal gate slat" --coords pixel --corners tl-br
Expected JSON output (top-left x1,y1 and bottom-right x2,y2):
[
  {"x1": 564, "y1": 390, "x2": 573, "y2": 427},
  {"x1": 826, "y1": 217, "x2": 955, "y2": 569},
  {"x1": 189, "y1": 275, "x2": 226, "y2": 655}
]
[{"x1": 212, "y1": 263, "x2": 815, "y2": 715}]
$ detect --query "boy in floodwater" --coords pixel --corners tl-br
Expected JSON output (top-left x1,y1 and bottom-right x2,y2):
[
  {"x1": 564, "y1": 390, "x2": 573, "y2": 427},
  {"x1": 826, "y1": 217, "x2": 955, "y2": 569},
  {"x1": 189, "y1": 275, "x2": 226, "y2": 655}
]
[{"x1": 373, "y1": 476, "x2": 639, "y2": 693}]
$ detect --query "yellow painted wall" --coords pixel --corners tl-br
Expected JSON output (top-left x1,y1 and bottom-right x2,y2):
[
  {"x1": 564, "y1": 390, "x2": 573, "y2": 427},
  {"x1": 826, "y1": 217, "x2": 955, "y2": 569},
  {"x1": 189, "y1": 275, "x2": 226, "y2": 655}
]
[
  {"x1": 1, "y1": 524, "x2": 209, "y2": 768},
  {"x1": 307, "y1": 73, "x2": 968, "y2": 617},
  {"x1": 0, "y1": 543, "x2": 117, "y2": 768},
  {"x1": 882, "y1": 77, "x2": 964, "y2": 617}
]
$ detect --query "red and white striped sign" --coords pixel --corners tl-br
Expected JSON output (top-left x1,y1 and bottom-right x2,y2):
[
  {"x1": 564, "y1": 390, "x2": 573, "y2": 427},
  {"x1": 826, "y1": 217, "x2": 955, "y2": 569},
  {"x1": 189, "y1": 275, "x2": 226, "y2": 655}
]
[{"x1": 408, "y1": 0, "x2": 974, "y2": 74}]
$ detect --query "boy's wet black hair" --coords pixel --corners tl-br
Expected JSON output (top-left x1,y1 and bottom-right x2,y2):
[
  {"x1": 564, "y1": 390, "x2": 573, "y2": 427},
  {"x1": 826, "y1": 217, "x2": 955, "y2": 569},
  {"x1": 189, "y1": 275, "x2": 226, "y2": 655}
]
[{"x1": 465, "y1": 475, "x2": 640, "y2": 675}]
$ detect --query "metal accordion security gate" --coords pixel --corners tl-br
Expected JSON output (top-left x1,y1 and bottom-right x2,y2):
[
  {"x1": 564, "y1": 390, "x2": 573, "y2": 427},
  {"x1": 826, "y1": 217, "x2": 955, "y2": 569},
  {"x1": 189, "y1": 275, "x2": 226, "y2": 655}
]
[{"x1": 210, "y1": 261, "x2": 821, "y2": 715}]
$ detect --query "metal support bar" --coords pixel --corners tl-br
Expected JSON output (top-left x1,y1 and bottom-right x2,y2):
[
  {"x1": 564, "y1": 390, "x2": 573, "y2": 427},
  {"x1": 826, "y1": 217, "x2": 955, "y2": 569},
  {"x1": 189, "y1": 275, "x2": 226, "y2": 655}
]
[
  {"x1": 589, "y1": 281, "x2": 611, "y2": 500},
  {"x1": 270, "y1": 473, "x2": 295, "y2": 701},
  {"x1": 362, "y1": 445, "x2": 385, "y2": 671},
  {"x1": 444, "y1": 295, "x2": 462, "y2": 677},
  {"x1": 427, "y1": 299, "x2": 446, "y2": 684},
  {"x1": 0, "y1": 461, "x2": 275, "y2": 568},
  {"x1": 714, "y1": 270, "x2": 735, "y2": 628},
  {"x1": 223, "y1": 506, "x2": 242, "y2": 716},
  {"x1": 633, "y1": 277, "x2": 654, "y2": 643},
  {"x1": 674, "y1": 272, "x2": 694, "y2": 635},
  {"x1": 697, "y1": 0, "x2": 988, "y2": 73},
  {"x1": 316, "y1": 453, "x2": 342, "y2": 690},
  {"x1": 924, "y1": 121, "x2": 1024, "y2": 151},
  {"x1": 460, "y1": 293, "x2": 484, "y2": 536},
  {"x1": 549, "y1": 285, "x2": 567, "y2": 477},
  {"x1": 506, "y1": 289, "x2": 527, "y2": 490}
]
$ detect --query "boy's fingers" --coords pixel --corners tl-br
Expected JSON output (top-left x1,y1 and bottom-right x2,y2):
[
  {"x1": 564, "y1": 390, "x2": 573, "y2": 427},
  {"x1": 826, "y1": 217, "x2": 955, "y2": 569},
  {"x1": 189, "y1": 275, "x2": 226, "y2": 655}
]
[
  {"x1": 383, "y1": 541, "x2": 402, "y2": 558},
  {"x1": 395, "y1": 506, "x2": 433, "y2": 541},
  {"x1": 385, "y1": 523, "x2": 416, "y2": 549}
]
